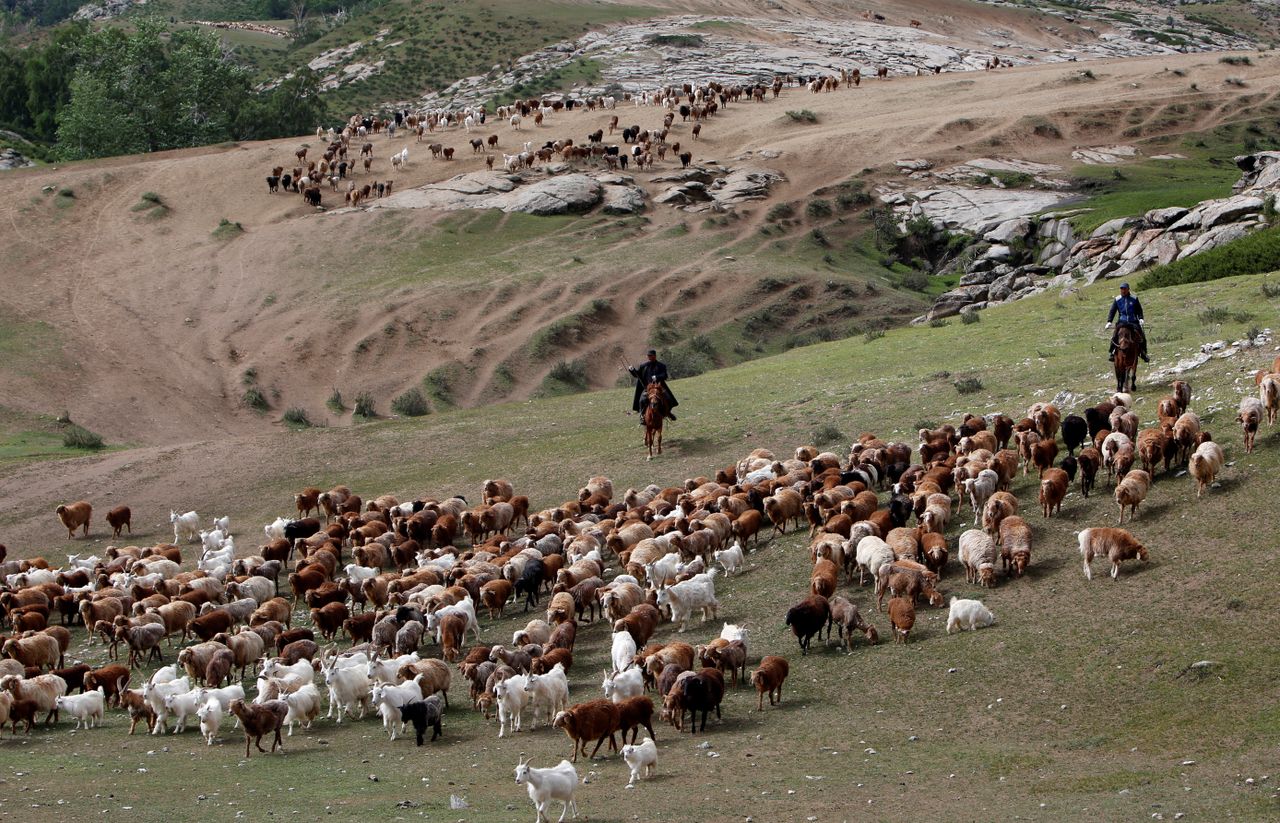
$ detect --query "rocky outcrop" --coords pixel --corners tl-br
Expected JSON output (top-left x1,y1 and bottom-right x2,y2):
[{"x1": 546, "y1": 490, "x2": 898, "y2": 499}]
[
  {"x1": 652, "y1": 166, "x2": 784, "y2": 212},
  {"x1": 365, "y1": 169, "x2": 651, "y2": 216},
  {"x1": 73, "y1": 0, "x2": 142, "y2": 22},
  {"x1": 0, "y1": 148, "x2": 34, "y2": 171}
]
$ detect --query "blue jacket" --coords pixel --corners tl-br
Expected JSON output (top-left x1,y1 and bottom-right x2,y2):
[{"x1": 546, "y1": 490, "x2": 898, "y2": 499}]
[{"x1": 1108, "y1": 294, "x2": 1144, "y2": 326}]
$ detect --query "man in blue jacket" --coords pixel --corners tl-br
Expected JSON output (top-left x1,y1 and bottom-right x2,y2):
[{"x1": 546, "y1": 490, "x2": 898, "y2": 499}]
[{"x1": 1106, "y1": 282, "x2": 1148, "y2": 363}]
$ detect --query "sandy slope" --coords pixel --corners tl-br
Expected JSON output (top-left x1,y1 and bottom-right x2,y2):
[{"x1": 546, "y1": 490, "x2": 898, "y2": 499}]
[{"x1": 0, "y1": 40, "x2": 1275, "y2": 451}]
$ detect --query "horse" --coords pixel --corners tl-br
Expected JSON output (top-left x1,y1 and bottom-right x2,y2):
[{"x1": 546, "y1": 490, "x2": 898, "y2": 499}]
[
  {"x1": 643, "y1": 379, "x2": 669, "y2": 460},
  {"x1": 1114, "y1": 324, "x2": 1138, "y2": 393}
]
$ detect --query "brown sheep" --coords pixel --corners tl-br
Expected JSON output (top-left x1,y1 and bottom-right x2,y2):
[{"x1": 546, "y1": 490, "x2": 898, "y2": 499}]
[
  {"x1": 750, "y1": 656, "x2": 789, "y2": 711},
  {"x1": 982, "y1": 491, "x2": 1019, "y2": 535},
  {"x1": 2, "y1": 634, "x2": 60, "y2": 671},
  {"x1": 84, "y1": 664, "x2": 130, "y2": 707},
  {"x1": 530, "y1": 648, "x2": 573, "y2": 676},
  {"x1": 1188, "y1": 441, "x2": 1225, "y2": 498},
  {"x1": 229, "y1": 699, "x2": 288, "y2": 757},
  {"x1": 205, "y1": 648, "x2": 235, "y2": 688},
  {"x1": 55, "y1": 501, "x2": 92, "y2": 539},
  {"x1": 553, "y1": 698, "x2": 620, "y2": 761},
  {"x1": 546, "y1": 619, "x2": 578, "y2": 653},
  {"x1": 480, "y1": 579, "x2": 513, "y2": 619},
  {"x1": 439, "y1": 612, "x2": 466, "y2": 663},
  {"x1": 998, "y1": 516, "x2": 1032, "y2": 577},
  {"x1": 546, "y1": 592, "x2": 576, "y2": 625},
  {"x1": 701, "y1": 639, "x2": 747, "y2": 686},
  {"x1": 887, "y1": 596, "x2": 915, "y2": 643},
  {"x1": 309, "y1": 602, "x2": 349, "y2": 641},
  {"x1": 1077, "y1": 447, "x2": 1101, "y2": 498},
  {"x1": 1079, "y1": 527, "x2": 1148, "y2": 580},
  {"x1": 614, "y1": 694, "x2": 656, "y2": 744},
  {"x1": 1237, "y1": 397, "x2": 1264, "y2": 454},
  {"x1": 106, "y1": 506, "x2": 132, "y2": 539},
  {"x1": 1038, "y1": 468, "x2": 1069, "y2": 518},
  {"x1": 828, "y1": 596, "x2": 878, "y2": 649},
  {"x1": 1114, "y1": 470, "x2": 1151, "y2": 524},
  {"x1": 810, "y1": 558, "x2": 838, "y2": 599}
]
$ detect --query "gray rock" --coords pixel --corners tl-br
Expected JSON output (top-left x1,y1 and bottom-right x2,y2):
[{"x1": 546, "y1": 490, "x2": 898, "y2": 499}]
[
  {"x1": 601, "y1": 184, "x2": 646, "y2": 215},
  {"x1": 989, "y1": 272, "x2": 1018, "y2": 302},
  {"x1": 1200, "y1": 195, "x2": 1263, "y2": 229},
  {"x1": 1176, "y1": 223, "x2": 1250, "y2": 260},
  {"x1": 1091, "y1": 217, "x2": 1133, "y2": 239},
  {"x1": 929, "y1": 284, "x2": 990, "y2": 319},
  {"x1": 984, "y1": 217, "x2": 1031, "y2": 244},
  {"x1": 959, "y1": 268, "x2": 1001, "y2": 287},
  {"x1": 1143, "y1": 206, "x2": 1188, "y2": 228},
  {"x1": 984, "y1": 244, "x2": 1013, "y2": 262},
  {"x1": 1233, "y1": 151, "x2": 1280, "y2": 193},
  {"x1": 498, "y1": 174, "x2": 603, "y2": 215},
  {"x1": 0, "y1": 148, "x2": 33, "y2": 171},
  {"x1": 896, "y1": 159, "x2": 933, "y2": 172}
]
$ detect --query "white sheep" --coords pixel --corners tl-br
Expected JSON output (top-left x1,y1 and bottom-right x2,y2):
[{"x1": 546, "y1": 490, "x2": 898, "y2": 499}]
[
  {"x1": 963, "y1": 469, "x2": 999, "y2": 525},
  {"x1": 621, "y1": 736, "x2": 657, "y2": 786},
  {"x1": 282, "y1": 683, "x2": 322, "y2": 736},
  {"x1": 55, "y1": 687, "x2": 105, "y2": 729},
  {"x1": 263, "y1": 517, "x2": 288, "y2": 542},
  {"x1": 855, "y1": 535, "x2": 894, "y2": 586},
  {"x1": 946, "y1": 597, "x2": 996, "y2": 634},
  {"x1": 713, "y1": 541, "x2": 745, "y2": 575},
  {"x1": 610, "y1": 631, "x2": 637, "y2": 675},
  {"x1": 196, "y1": 698, "x2": 222, "y2": 745},
  {"x1": 514, "y1": 758, "x2": 579, "y2": 823},
  {"x1": 170, "y1": 510, "x2": 201, "y2": 544}
]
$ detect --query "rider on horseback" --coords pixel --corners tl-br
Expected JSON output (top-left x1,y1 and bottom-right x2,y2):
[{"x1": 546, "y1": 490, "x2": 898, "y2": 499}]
[
  {"x1": 1106, "y1": 283, "x2": 1148, "y2": 363},
  {"x1": 628, "y1": 349, "x2": 678, "y2": 421}
]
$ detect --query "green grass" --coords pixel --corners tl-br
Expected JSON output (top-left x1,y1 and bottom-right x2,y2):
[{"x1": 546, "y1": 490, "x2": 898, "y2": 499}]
[
  {"x1": 1141, "y1": 224, "x2": 1280, "y2": 288},
  {"x1": 1063, "y1": 119, "x2": 1275, "y2": 234},
  {"x1": 390, "y1": 386, "x2": 430, "y2": 416},
  {"x1": 212, "y1": 218, "x2": 245, "y2": 240},
  {"x1": 3, "y1": 272, "x2": 1280, "y2": 819}
]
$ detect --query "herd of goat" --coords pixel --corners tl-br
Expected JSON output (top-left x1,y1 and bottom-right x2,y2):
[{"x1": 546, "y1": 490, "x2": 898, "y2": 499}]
[{"x1": 2, "y1": 354, "x2": 1278, "y2": 820}]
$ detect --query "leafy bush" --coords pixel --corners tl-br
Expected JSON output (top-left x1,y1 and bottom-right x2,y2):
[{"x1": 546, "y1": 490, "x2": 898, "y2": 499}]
[
  {"x1": 954, "y1": 377, "x2": 984, "y2": 395},
  {"x1": 391, "y1": 388, "x2": 430, "y2": 417},
  {"x1": 812, "y1": 423, "x2": 844, "y2": 446},
  {"x1": 960, "y1": 309, "x2": 982, "y2": 325},
  {"x1": 785, "y1": 109, "x2": 818, "y2": 123},
  {"x1": 62, "y1": 424, "x2": 104, "y2": 450},
  {"x1": 806, "y1": 199, "x2": 833, "y2": 219},
  {"x1": 900, "y1": 271, "x2": 930, "y2": 292},
  {"x1": 213, "y1": 218, "x2": 244, "y2": 240},
  {"x1": 1140, "y1": 226, "x2": 1280, "y2": 289},
  {"x1": 352, "y1": 392, "x2": 376, "y2": 419},
  {"x1": 766, "y1": 202, "x2": 795, "y2": 222},
  {"x1": 864, "y1": 328, "x2": 885, "y2": 343},
  {"x1": 663, "y1": 346, "x2": 715, "y2": 378},
  {"x1": 929, "y1": 317, "x2": 949, "y2": 328},
  {"x1": 282, "y1": 407, "x2": 312, "y2": 427},
  {"x1": 1220, "y1": 55, "x2": 1252, "y2": 66},
  {"x1": 241, "y1": 386, "x2": 269, "y2": 411},
  {"x1": 326, "y1": 388, "x2": 345, "y2": 413},
  {"x1": 1261, "y1": 281, "x2": 1280, "y2": 298},
  {"x1": 539, "y1": 359, "x2": 590, "y2": 396}
]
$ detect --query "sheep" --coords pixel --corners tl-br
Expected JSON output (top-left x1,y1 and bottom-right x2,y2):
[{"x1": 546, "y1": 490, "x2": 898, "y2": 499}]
[
  {"x1": 546, "y1": 620, "x2": 578, "y2": 654},
  {"x1": 171, "y1": 510, "x2": 201, "y2": 544},
  {"x1": 763, "y1": 488, "x2": 804, "y2": 534},
  {"x1": 2, "y1": 673, "x2": 68, "y2": 726},
  {"x1": 1188, "y1": 441, "x2": 1225, "y2": 498},
  {"x1": 2, "y1": 633, "x2": 60, "y2": 671},
  {"x1": 196, "y1": 697, "x2": 222, "y2": 744},
  {"x1": 828, "y1": 595, "x2": 878, "y2": 649},
  {"x1": 55, "y1": 501, "x2": 92, "y2": 539},
  {"x1": 654, "y1": 574, "x2": 719, "y2": 632},
  {"x1": 982, "y1": 491, "x2": 1018, "y2": 537},
  {"x1": 373, "y1": 676, "x2": 426, "y2": 740},
  {"x1": 751, "y1": 655, "x2": 789, "y2": 711},
  {"x1": 854, "y1": 535, "x2": 894, "y2": 586},
  {"x1": 999, "y1": 516, "x2": 1033, "y2": 577},
  {"x1": 946, "y1": 597, "x2": 995, "y2": 633},
  {"x1": 1114, "y1": 469, "x2": 1151, "y2": 523},
  {"x1": 887, "y1": 596, "x2": 915, "y2": 643},
  {"x1": 84, "y1": 664, "x2": 130, "y2": 706},
  {"x1": 785, "y1": 594, "x2": 830, "y2": 654},
  {"x1": 621, "y1": 735, "x2": 657, "y2": 786},
  {"x1": 1078, "y1": 527, "x2": 1148, "y2": 580},
  {"x1": 958, "y1": 529, "x2": 998, "y2": 587},
  {"x1": 1237, "y1": 396, "x2": 1264, "y2": 453},
  {"x1": 713, "y1": 541, "x2": 745, "y2": 576},
  {"x1": 397, "y1": 658, "x2": 451, "y2": 705},
  {"x1": 614, "y1": 694, "x2": 656, "y2": 745},
  {"x1": 399, "y1": 695, "x2": 445, "y2": 745},
  {"x1": 514, "y1": 758, "x2": 580, "y2": 823},
  {"x1": 810, "y1": 557, "x2": 838, "y2": 599},
  {"x1": 1260, "y1": 374, "x2": 1280, "y2": 426},
  {"x1": 55, "y1": 687, "x2": 105, "y2": 729},
  {"x1": 962, "y1": 469, "x2": 999, "y2": 526},
  {"x1": 524, "y1": 663, "x2": 570, "y2": 728},
  {"x1": 496, "y1": 673, "x2": 531, "y2": 737},
  {"x1": 613, "y1": 604, "x2": 660, "y2": 648},
  {"x1": 672, "y1": 667, "x2": 723, "y2": 734},
  {"x1": 228, "y1": 698, "x2": 288, "y2": 757},
  {"x1": 610, "y1": 631, "x2": 637, "y2": 675},
  {"x1": 106, "y1": 505, "x2": 132, "y2": 539},
  {"x1": 1172, "y1": 413, "x2": 1203, "y2": 463},
  {"x1": 1039, "y1": 468, "x2": 1069, "y2": 518},
  {"x1": 553, "y1": 699, "x2": 619, "y2": 761}
]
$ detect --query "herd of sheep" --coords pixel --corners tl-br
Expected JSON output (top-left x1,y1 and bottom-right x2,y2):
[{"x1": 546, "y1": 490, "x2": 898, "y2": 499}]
[{"x1": 2, "y1": 351, "x2": 1278, "y2": 820}]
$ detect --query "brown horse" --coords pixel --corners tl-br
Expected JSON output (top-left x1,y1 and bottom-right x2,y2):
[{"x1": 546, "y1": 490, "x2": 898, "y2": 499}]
[
  {"x1": 643, "y1": 379, "x2": 669, "y2": 460},
  {"x1": 1114, "y1": 324, "x2": 1138, "y2": 393}
]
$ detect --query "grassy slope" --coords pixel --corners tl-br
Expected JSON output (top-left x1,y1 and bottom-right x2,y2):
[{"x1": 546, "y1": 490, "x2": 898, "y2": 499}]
[{"x1": 4, "y1": 271, "x2": 1280, "y2": 820}]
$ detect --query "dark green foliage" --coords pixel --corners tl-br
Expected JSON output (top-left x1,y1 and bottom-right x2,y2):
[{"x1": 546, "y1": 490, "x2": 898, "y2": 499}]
[
  {"x1": 644, "y1": 33, "x2": 704, "y2": 47},
  {"x1": 352, "y1": 391, "x2": 376, "y2": 419},
  {"x1": 960, "y1": 309, "x2": 982, "y2": 325},
  {"x1": 390, "y1": 387, "x2": 430, "y2": 417},
  {"x1": 242, "y1": 386, "x2": 269, "y2": 411},
  {"x1": 806, "y1": 199, "x2": 832, "y2": 219},
  {"x1": 326, "y1": 388, "x2": 345, "y2": 413},
  {"x1": 62, "y1": 423, "x2": 103, "y2": 450},
  {"x1": 1140, "y1": 226, "x2": 1280, "y2": 289},
  {"x1": 812, "y1": 423, "x2": 844, "y2": 446},
  {"x1": 282, "y1": 407, "x2": 312, "y2": 427},
  {"x1": 785, "y1": 109, "x2": 818, "y2": 123},
  {"x1": 954, "y1": 377, "x2": 984, "y2": 395},
  {"x1": 766, "y1": 202, "x2": 795, "y2": 222}
]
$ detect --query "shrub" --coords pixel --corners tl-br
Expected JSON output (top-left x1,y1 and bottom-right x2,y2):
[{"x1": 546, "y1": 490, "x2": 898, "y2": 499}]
[
  {"x1": 242, "y1": 386, "x2": 269, "y2": 411},
  {"x1": 960, "y1": 309, "x2": 981, "y2": 325},
  {"x1": 644, "y1": 33, "x2": 703, "y2": 47},
  {"x1": 785, "y1": 109, "x2": 818, "y2": 123},
  {"x1": 1224, "y1": 77, "x2": 1247, "y2": 88},
  {"x1": 954, "y1": 377, "x2": 984, "y2": 395},
  {"x1": 241, "y1": 367, "x2": 258, "y2": 386},
  {"x1": 1141, "y1": 226, "x2": 1280, "y2": 289},
  {"x1": 62, "y1": 424, "x2": 104, "y2": 450},
  {"x1": 391, "y1": 388, "x2": 430, "y2": 417},
  {"x1": 900, "y1": 271, "x2": 930, "y2": 292},
  {"x1": 1261, "y1": 281, "x2": 1280, "y2": 298},
  {"x1": 663, "y1": 346, "x2": 714, "y2": 378},
  {"x1": 766, "y1": 202, "x2": 795, "y2": 222},
  {"x1": 806, "y1": 199, "x2": 833, "y2": 219},
  {"x1": 326, "y1": 388, "x2": 345, "y2": 413},
  {"x1": 1220, "y1": 55, "x2": 1252, "y2": 66},
  {"x1": 810, "y1": 227, "x2": 829, "y2": 247},
  {"x1": 282, "y1": 407, "x2": 312, "y2": 427},
  {"x1": 213, "y1": 218, "x2": 244, "y2": 240},
  {"x1": 864, "y1": 328, "x2": 885, "y2": 343},
  {"x1": 539, "y1": 359, "x2": 590, "y2": 395},
  {"x1": 352, "y1": 391, "x2": 376, "y2": 418},
  {"x1": 812, "y1": 423, "x2": 844, "y2": 446},
  {"x1": 929, "y1": 317, "x2": 949, "y2": 328}
]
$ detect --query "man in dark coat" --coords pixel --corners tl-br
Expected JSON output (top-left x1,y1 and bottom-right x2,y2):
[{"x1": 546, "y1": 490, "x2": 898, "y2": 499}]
[
  {"x1": 629, "y1": 350, "x2": 678, "y2": 420},
  {"x1": 1106, "y1": 282, "x2": 1148, "y2": 363}
]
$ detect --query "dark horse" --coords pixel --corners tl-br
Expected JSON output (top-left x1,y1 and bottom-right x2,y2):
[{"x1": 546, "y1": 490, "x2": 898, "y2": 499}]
[
  {"x1": 1114, "y1": 324, "x2": 1138, "y2": 393},
  {"x1": 643, "y1": 379, "x2": 669, "y2": 460}
]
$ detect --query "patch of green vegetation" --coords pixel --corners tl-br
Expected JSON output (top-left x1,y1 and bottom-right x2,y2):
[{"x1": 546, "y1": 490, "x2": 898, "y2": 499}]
[
  {"x1": 390, "y1": 387, "x2": 430, "y2": 417},
  {"x1": 785, "y1": 109, "x2": 818, "y2": 123},
  {"x1": 528, "y1": 299, "x2": 613, "y2": 360},
  {"x1": 0, "y1": 307, "x2": 63, "y2": 378},
  {"x1": 212, "y1": 218, "x2": 244, "y2": 240},
  {"x1": 811, "y1": 423, "x2": 844, "y2": 446},
  {"x1": 326, "y1": 388, "x2": 346, "y2": 413},
  {"x1": 766, "y1": 202, "x2": 796, "y2": 222},
  {"x1": 1220, "y1": 55, "x2": 1252, "y2": 66},
  {"x1": 538, "y1": 359, "x2": 590, "y2": 396},
  {"x1": 61, "y1": 423, "x2": 104, "y2": 450},
  {"x1": 281, "y1": 407, "x2": 312, "y2": 428},
  {"x1": 644, "y1": 33, "x2": 704, "y2": 47},
  {"x1": 806, "y1": 199, "x2": 832, "y2": 219},
  {"x1": 1141, "y1": 226, "x2": 1280, "y2": 289},
  {"x1": 241, "y1": 386, "x2": 268, "y2": 411},
  {"x1": 424, "y1": 363, "x2": 463, "y2": 408},
  {"x1": 351, "y1": 391, "x2": 376, "y2": 419},
  {"x1": 954, "y1": 376, "x2": 984, "y2": 394}
]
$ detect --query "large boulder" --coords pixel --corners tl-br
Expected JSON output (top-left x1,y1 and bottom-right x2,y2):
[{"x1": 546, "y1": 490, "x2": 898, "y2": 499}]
[
  {"x1": 984, "y1": 217, "x2": 1031, "y2": 244},
  {"x1": 929, "y1": 284, "x2": 990, "y2": 319},
  {"x1": 1233, "y1": 151, "x2": 1280, "y2": 193},
  {"x1": 498, "y1": 174, "x2": 603, "y2": 215},
  {"x1": 1199, "y1": 195, "x2": 1263, "y2": 229},
  {"x1": 601, "y1": 184, "x2": 646, "y2": 215},
  {"x1": 1143, "y1": 206, "x2": 1188, "y2": 228},
  {"x1": 1176, "y1": 222, "x2": 1251, "y2": 261}
]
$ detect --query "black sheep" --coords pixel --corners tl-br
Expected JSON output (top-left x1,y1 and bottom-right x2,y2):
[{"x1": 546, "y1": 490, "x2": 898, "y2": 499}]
[
  {"x1": 400, "y1": 695, "x2": 444, "y2": 745},
  {"x1": 283, "y1": 517, "x2": 320, "y2": 543},
  {"x1": 1061, "y1": 414, "x2": 1089, "y2": 455},
  {"x1": 784, "y1": 595, "x2": 830, "y2": 655},
  {"x1": 515, "y1": 557, "x2": 544, "y2": 612}
]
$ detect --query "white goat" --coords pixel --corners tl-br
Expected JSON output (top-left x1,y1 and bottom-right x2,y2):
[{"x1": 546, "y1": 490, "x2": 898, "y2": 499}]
[
  {"x1": 171, "y1": 510, "x2": 201, "y2": 544},
  {"x1": 56, "y1": 687, "x2": 105, "y2": 729},
  {"x1": 713, "y1": 541, "x2": 745, "y2": 576},
  {"x1": 196, "y1": 697, "x2": 222, "y2": 744},
  {"x1": 514, "y1": 759, "x2": 579, "y2": 823},
  {"x1": 610, "y1": 631, "x2": 637, "y2": 675},
  {"x1": 655, "y1": 576, "x2": 718, "y2": 632},
  {"x1": 946, "y1": 597, "x2": 996, "y2": 634},
  {"x1": 621, "y1": 736, "x2": 657, "y2": 786},
  {"x1": 496, "y1": 673, "x2": 530, "y2": 738},
  {"x1": 601, "y1": 667, "x2": 643, "y2": 704},
  {"x1": 523, "y1": 663, "x2": 569, "y2": 729}
]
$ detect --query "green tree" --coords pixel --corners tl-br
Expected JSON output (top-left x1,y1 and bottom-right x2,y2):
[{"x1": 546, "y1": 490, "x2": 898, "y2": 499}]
[
  {"x1": 234, "y1": 68, "x2": 326, "y2": 140},
  {"x1": 22, "y1": 23, "x2": 84, "y2": 141},
  {"x1": 0, "y1": 49, "x2": 29, "y2": 129},
  {"x1": 57, "y1": 21, "x2": 250, "y2": 159}
]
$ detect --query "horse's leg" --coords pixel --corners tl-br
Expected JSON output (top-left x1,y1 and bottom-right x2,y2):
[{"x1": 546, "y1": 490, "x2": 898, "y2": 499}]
[{"x1": 657, "y1": 425, "x2": 663, "y2": 455}]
